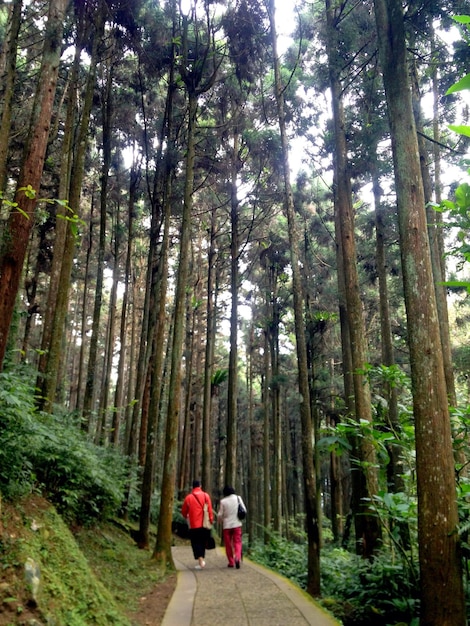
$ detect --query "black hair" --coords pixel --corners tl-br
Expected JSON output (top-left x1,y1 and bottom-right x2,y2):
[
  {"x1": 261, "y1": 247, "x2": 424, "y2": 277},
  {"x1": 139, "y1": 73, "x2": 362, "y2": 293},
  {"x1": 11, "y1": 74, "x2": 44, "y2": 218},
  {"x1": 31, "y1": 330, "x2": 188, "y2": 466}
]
[
  {"x1": 192, "y1": 479, "x2": 201, "y2": 488},
  {"x1": 223, "y1": 485, "x2": 235, "y2": 497}
]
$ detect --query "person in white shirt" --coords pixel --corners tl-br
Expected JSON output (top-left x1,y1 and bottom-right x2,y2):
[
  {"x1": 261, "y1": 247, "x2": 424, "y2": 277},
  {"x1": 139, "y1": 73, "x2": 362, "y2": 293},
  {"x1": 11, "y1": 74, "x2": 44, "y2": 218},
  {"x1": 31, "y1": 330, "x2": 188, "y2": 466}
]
[{"x1": 217, "y1": 485, "x2": 246, "y2": 569}]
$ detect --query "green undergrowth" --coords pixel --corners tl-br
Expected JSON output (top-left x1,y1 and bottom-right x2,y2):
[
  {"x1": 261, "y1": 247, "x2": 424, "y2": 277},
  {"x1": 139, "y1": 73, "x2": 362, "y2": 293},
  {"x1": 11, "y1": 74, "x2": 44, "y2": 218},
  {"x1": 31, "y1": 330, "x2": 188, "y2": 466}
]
[
  {"x1": 248, "y1": 530, "x2": 420, "y2": 626},
  {"x1": 0, "y1": 495, "x2": 167, "y2": 625},
  {"x1": 74, "y1": 520, "x2": 165, "y2": 616}
]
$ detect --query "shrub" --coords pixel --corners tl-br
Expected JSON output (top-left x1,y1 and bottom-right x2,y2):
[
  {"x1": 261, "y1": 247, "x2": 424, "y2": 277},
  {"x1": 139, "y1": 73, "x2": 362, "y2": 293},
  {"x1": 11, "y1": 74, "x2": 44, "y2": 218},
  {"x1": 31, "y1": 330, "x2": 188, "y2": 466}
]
[
  {"x1": 29, "y1": 413, "x2": 128, "y2": 525},
  {"x1": 0, "y1": 369, "x2": 128, "y2": 525},
  {"x1": 249, "y1": 530, "x2": 308, "y2": 589},
  {"x1": 0, "y1": 369, "x2": 37, "y2": 498},
  {"x1": 125, "y1": 483, "x2": 161, "y2": 524},
  {"x1": 319, "y1": 546, "x2": 419, "y2": 625},
  {"x1": 249, "y1": 530, "x2": 421, "y2": 626}
]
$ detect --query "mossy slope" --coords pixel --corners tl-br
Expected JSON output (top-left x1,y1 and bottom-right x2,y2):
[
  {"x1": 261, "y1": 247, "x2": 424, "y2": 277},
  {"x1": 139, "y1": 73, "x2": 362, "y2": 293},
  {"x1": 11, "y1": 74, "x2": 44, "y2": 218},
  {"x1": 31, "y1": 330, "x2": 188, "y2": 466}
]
[{"x1": 0, "y1": 496, "x2": 164, "y2": 625}]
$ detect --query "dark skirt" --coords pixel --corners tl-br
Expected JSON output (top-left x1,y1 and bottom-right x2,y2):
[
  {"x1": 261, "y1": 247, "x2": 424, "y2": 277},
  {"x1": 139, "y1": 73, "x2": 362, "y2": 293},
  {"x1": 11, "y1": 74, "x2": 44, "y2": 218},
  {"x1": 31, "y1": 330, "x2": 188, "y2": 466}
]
[{"x1": 189, "y1": 527, "x2": 210, "y2": 559}]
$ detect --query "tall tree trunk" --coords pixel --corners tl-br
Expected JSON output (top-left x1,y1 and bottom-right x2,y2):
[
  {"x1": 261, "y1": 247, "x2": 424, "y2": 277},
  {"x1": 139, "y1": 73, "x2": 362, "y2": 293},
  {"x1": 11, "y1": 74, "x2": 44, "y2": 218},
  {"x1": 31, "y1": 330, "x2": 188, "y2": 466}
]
[
  {"x1": 153, "y1": 59, "x2": 198, "y2": 567},
  {"x1": 137, "y1": 31, "x2": 179, "y2": 541},
  {"x1": 372, "y1": 167, "x2": 409, "y2": 546},
  {"x1": 0, "y1": 0, "x2": 22, "y2": 193},
  {"x1": 83, "y1": 37, "x2": 113, "y2": 429},
  {"x1": 267, "y1": 0, "x2": 320, "y2": 596},
  {"x1": 0, "y1": 0, "x2": 67, "y2": 370},
  {"x1": 374, "y1": 1, "x2": 465, "y2": 623},
  {"x1": 372, "y1": 169, "x2": 402, "y2": 486},
  {"x1": 76, "y1": 193, "x2": 95, "y2": 413},
  {"x1": 138, "y1": 165, "x2": 172, "y2": 547},
  {"x1": 201, "y1": 205, "x2": 218, "y2": 494},
  {"x1": 36, "y1": 37, "x2": 79, "y2": 409},
  {"x1": 125, "y1": 48, "x2": 171, "y2": 462},
  {"x1": 97, "y1": 208, "x2": 119, "y2": 443},
  {"x1": 225, "y1": 128, "x2": 240, "y2": 487},
  {"x1": 38, "y1": 4, "x2": 105, "y2": 411},
  {"x1": 409, "y1": 46, "x2": 457, "y2": 408},
  {"x1": 112, "y1": 163, "x2": 139, "y2": 446},
  {"x1": 21, "y1": 236, "x2": 41, "y2": 362},
  {"x1": 262, "y1": 323, "x2": 271, "y2": 539},
  {"x1": 325, "y1": 0, "x2": 381, "y2": 558},
  {"x1": 247, "y1": 319, "x2": 256, "y2": 544},
  {"x1": 126, "y1": 243, "x2": 152, "y2": 459},
  {"x1": 180, "y1": 293, "x2": 197, "y2": 489},
  {"x1": 266, "y1": 258, "x2": 281, "y2": 532}
]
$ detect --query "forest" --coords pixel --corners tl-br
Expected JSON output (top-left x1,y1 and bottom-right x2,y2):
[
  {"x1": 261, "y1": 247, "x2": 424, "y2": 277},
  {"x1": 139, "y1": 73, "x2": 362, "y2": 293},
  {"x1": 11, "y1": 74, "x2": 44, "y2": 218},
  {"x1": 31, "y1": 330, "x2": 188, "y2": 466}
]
[{"x1": 1, "y1": 0, "x2": 470, "y2": 625}]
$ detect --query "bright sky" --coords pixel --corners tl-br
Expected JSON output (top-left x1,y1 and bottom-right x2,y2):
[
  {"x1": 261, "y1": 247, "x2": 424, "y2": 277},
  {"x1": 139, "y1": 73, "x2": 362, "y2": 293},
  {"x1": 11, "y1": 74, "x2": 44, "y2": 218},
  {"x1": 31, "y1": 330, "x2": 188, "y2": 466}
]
[{"x1": 274, "y1": 0, "x2": 297, "y2": 45}]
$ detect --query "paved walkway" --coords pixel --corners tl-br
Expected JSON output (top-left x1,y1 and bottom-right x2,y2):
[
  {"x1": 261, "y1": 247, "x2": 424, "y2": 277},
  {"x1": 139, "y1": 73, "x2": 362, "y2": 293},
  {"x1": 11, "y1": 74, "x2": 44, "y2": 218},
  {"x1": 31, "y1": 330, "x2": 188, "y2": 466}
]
[{"x1": 161, "y1": 545, "x2": 340, "y2": 626}]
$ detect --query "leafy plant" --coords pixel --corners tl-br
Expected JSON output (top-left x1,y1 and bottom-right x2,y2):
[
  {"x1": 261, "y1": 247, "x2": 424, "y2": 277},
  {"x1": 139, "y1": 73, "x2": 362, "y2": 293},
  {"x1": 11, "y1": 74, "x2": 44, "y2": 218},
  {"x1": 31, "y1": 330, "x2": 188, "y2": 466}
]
[
  {"x1": 433, "y1": 16, "x2": 470, "y2": 289},
  {"x1": 29, "y1": 415, "x2": 128, "y2": 525},
  {"x1": 0, "y1": 369, "x2": 128, "y2": 525},
  {"x1": 320, "y1": 546, "x2": 420, "y2": 626},
  {"x1": 249, "y1": 532, "x2": 421, "y2": 625},
  {"x1": 0, "y1": 368, "x2": 38, "y2": 498},
  {"x1": 249, "y1": 529, "x2": 308, "y2": 589}
]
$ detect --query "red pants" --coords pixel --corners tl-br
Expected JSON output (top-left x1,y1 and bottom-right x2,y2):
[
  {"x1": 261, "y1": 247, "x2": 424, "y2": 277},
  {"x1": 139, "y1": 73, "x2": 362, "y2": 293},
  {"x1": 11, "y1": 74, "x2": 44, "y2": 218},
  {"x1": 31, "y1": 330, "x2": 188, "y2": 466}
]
[{"x1": 223, "y1": 526, "x2": 242, "y2": 566}]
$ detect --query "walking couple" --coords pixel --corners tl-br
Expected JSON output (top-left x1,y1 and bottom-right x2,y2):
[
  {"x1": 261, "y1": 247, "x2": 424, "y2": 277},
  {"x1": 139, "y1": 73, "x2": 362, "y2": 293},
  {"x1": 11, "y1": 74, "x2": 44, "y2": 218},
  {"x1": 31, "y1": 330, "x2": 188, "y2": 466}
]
[{"x1": 182, "y1": 480, "x2": 247, "y2": 570}]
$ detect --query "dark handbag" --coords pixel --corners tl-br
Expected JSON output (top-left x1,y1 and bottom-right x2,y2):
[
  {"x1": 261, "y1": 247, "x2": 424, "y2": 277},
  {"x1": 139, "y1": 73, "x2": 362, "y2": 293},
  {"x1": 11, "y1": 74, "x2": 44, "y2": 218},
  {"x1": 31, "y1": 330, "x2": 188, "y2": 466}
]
[
  {"x1": 237, "y1": 496, "x2": 246, "y2": 520},
  {"x1": 206, "y1": 532, "x2": 216, "y2": 549}
]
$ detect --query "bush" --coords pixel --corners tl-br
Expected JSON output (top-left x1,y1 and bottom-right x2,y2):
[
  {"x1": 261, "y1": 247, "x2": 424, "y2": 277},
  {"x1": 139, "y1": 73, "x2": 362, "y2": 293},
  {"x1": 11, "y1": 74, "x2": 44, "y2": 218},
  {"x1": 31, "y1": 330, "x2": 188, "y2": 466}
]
[
  {"x1": 125, "y1": 483, "x2": 161, "y2": 524},
  {"x1": 249, "y1": 530, "x2": 421, "y2": 626},
  {"x1": 0, "y1": 369, "x2": 38, "y2": 498},
  {"x1": 0, "y1": 369, "x2": 128, "y2": 525},
  {"x1": 319, "y1": 546, "x2": 419, "y2": 625},
  {"x1": 30, "y1": 415, "x2": 129, "y2": 524},
  {"x1": 249, "y1": 530, "x2": 308, "y2": 589}
]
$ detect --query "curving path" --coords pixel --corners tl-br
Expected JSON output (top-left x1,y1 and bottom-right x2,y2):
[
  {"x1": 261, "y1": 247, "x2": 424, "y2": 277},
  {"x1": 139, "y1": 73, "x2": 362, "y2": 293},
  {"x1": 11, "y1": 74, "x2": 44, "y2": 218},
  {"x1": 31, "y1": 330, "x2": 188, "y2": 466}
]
[{"x1": 161, "y1": 545, "x2": 340, "y2": 626}]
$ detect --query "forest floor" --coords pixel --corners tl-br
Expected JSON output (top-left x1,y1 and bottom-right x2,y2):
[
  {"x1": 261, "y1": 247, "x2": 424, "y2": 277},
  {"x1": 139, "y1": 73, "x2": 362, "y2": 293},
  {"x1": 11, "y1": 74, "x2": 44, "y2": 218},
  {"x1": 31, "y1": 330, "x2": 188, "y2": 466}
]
[
  {"x1": 0, "y1": 495, "x2": 180, "y2": 625},
  {"x1": 127, "y1": 572, "x2": 176, "y2": 626}
]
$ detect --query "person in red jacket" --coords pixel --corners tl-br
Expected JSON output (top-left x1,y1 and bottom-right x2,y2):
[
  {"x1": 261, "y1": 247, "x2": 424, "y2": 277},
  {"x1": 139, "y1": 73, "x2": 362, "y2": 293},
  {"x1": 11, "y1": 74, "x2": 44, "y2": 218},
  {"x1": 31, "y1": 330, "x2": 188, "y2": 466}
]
[{"x1": 181, "y1": 480, "x2": 214, "y2": 569}]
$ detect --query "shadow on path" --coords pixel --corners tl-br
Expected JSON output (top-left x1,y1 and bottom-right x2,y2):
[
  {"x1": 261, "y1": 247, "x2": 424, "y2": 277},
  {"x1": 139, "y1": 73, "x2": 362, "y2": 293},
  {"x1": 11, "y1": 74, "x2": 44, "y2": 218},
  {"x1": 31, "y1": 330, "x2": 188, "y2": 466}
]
[{"x1": 162, "y1": 545, "x2": 340, "y2": 626}]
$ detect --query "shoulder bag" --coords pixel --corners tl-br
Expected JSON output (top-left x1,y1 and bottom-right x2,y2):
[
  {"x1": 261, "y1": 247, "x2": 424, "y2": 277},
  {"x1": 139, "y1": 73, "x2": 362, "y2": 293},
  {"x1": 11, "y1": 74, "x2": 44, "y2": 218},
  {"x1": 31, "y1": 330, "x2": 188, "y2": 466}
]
[
  {"x1": 237, "y1": 496, "x2": 246, "y2": 521},
  {"x1": 194, "y1": 493, "x2": 212, "y2": 529}
]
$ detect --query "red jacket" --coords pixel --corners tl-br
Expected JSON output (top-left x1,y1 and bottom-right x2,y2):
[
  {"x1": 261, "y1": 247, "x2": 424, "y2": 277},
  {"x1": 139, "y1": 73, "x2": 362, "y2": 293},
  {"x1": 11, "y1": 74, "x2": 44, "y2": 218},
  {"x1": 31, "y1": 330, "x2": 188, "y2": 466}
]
[{"x1": 181, "y1": 487, "x2": 213, "y2": 529}]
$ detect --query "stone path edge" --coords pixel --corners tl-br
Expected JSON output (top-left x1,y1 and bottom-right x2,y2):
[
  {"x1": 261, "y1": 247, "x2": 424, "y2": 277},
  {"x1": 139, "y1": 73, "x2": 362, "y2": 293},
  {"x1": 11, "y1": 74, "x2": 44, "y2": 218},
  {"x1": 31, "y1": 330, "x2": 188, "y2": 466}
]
[
  {"x1": 246, "y1": 559, "x2": 340, "y2": 626},
  {"x1": 161, "y1": 550, "x2": 195, "y2": 626}
]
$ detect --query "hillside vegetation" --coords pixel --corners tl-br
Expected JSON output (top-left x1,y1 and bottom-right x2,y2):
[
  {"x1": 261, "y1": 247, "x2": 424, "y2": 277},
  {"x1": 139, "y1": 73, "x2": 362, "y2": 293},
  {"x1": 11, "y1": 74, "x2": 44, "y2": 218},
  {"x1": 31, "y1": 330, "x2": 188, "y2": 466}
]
[{"x1": 0, "y1": 495, "x2": 174, "y2": 626}]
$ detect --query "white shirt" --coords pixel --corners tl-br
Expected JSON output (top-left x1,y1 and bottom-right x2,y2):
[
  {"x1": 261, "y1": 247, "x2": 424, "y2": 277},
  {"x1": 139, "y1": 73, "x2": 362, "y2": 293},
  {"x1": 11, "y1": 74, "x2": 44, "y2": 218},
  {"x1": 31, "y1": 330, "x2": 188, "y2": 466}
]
[{"x1": 217, "y1": 493, "x2": 246, "y2": 529}]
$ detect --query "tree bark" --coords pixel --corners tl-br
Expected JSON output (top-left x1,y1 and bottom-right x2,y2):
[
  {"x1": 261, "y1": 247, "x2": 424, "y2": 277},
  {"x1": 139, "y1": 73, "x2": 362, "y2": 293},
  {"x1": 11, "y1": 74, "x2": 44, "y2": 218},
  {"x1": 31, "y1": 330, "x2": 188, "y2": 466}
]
[
  {"x1": 325, "y1": 0, "x2": 381, "y2": 558},
  {"x1": 112, "y1": 163, "x2": 139, "y2": 446},
  {"x1": 38, "y1": 2, "x2": 105, "y2": 411},
  {"x1": 225, "y1": 128, "x2": 240, "y2": 488},
  {"x1": 0, "y1": 0, "x2": 22, "y2": 193},
  {"x1": 201, "y1": 205, "x2": 218, "y2": 494},
  {"x1": 138, "y1": 167, "x2": 172, "y2": 547},
  {"x1": 374, "y1": 1, "x2": 466, "y2": 623},
  {"x1": 409, "y1": 45, "x2": 456, "y2": 409},
  {"x1": 153, "y1": 54, "x2": 198, "y2": 566},
  {"x1": 36, "y1": 37, "x2": 78, "y2": 410},
  {"x1": 262, "y1": 317, "x2": 271, "y2": 539},
  {"x1": 0, "y1": 0, "x2": 67, "y2": 370},
  {"x1": 267, "y1": 0, "x2": 320, "y2": 596},
  {"x1": 83, "y1": 25, "x2": 112, "y2": 428}
]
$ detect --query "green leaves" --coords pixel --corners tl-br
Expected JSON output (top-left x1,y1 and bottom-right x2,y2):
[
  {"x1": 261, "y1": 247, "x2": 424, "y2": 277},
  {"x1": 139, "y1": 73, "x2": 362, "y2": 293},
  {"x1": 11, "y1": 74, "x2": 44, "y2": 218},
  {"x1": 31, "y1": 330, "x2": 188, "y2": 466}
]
[
  {"x1": 454, "y1": 15, "x2": 470, "y2": 24},
  {"x1": 445, "y1": 17, "x2": 470, "y2": 140},
  {"x1": 448, "y1": 124, "x2": 470, "y2": 137},
  {"x1": 455, "y1": 181, "x2": 470, "y2": 210},
  {"x1": 446, "y1": 74, "x2": 470, "y2": 96},
  {"x1": 434, "y1": 178, "x2": 470, "y2": 279},
  {"x1": 0, "y1": 369, "x2": 127, "y2": 524},
  {"x1": 18, "y1": 184, "x2": 36, "y2": 199}
]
